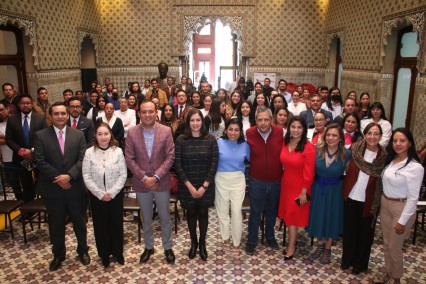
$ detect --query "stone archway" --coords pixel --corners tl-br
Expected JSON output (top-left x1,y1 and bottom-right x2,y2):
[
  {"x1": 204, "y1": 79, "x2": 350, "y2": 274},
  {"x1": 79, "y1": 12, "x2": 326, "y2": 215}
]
[
  {"x1": 183, "y1": 15, "x2": 243, "y2": 56},
  {"x1": 0, "y1": 12, "x2": 39, "y2": 69},
  {"x1": 77, "y1": 29, "x2": 99, "y2": 67}
]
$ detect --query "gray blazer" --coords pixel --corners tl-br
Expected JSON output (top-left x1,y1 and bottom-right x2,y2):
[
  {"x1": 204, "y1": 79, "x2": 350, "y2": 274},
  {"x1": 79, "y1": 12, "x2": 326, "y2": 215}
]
[{"x1": 34, "y1": 126, "x2": 86, "y2": 199}]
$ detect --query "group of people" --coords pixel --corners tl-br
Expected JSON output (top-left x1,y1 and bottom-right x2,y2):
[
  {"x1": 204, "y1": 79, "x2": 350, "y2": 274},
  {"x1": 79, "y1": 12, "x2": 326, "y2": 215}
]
[{"x1": 1, "y1": 75, "x2": 424, "y2": 284}]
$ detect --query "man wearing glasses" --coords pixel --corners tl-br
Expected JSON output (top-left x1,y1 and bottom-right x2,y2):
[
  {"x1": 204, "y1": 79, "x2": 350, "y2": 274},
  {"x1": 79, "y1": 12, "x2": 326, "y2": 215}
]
[
  {"x1": 300, "y1": 94, "x2": 333, "y2": 129},
  {"x1": 6, "y1": 95, "x2": 47, "y2": 202},
  {"x1": 67, "y1": 96, "x2": 95, "y2": 148}
]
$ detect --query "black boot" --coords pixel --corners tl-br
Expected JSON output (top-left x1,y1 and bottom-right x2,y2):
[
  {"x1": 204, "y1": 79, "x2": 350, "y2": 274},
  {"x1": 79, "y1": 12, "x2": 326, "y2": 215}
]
[
  {"x1": 188, "y1": 241, "x2": 198, "y2": 259},
  {"x1": 199, "y1": 242, "x2": 208, "y2": 261}
]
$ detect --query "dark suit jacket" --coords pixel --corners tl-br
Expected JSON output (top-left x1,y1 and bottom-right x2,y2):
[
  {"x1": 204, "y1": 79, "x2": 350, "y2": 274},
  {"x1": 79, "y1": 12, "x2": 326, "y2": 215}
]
[
  {"x1": 67, "y1": 116, "x2": 95, "y2": 148},
  {"x1": 173, "y1": 103, "x2": 189, "y2": 120},
  {"x1": 125, "y1": 123, "x2": 174, "y2": 193},
  {"x1": 300, "y1": 109, "x2": 333, "y2": 129},
  {"x1": 175, "y1": 84, "x2": 193, "y2": 97},
  {"x1": 33, "y1": 126, "x2": 86, "y2": 199},
  {"x1": 6, "y1": 111, "x2": 47, "y2": 164}
]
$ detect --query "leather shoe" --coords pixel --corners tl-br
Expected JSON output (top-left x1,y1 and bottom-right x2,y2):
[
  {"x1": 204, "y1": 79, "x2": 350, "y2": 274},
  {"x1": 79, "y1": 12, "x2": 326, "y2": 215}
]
[
  {"x1": 164, "y1": 249, "x2": 175, "y2": 264},
  {"x1": 139, "y1": 248, "x2": 154, "y2": 263},
  {"x1": 102, "y1": 257, "x2": 110, "y2": 268},
  {"x1": 188, "y1": 242, "x2": 198, "y2": 259},
  {"x1": 78, "y1": 252, "x2": 91, "y2": 266},
  {"x1": 199, "y1": 243, "x2": 208, "y2": 261},
  {"x1": 49, "y1": 257, "x2": 65, "y2": 271},
  {"x1": 352, "y1": 266, "x2": 368, "y2": 275},
  {"x1": 116, "y1": 255, "x2": 125, "y2": 265}
]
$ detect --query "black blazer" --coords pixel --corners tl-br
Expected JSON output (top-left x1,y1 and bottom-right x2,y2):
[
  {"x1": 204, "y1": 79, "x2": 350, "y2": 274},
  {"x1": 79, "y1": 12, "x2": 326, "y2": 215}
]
[
  {"x1": 34, "y1": 126, "x2": 86, "y2": 199},
  {"x1": 67, "y1": 116, "x2": 95, "y2": 148},
  {"x1": 6, "y1": 112, "x2": 47, "y2": 163}
]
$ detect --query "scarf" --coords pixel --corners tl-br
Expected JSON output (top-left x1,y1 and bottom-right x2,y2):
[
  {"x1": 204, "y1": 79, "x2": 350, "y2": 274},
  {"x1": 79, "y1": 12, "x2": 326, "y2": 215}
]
[{"x1": 351, "y1": 140, "x2": 387, "y2": 223}]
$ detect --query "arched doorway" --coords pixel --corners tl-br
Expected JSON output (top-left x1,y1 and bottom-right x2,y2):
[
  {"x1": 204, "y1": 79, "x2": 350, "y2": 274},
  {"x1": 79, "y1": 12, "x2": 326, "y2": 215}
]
[
  {"x1": 0, "y1": 25, "x2": 28, "y2": 95},
  {"x1": 184, "y1": 16, "x2": 243, "y2": 91},
  {"x1": 80, "y1": 35, "x2": 97, "y2": 93}
]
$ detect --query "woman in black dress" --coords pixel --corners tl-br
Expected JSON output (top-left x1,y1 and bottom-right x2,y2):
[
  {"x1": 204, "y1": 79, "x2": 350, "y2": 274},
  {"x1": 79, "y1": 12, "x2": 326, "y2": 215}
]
[{"x1": 174, "y1": 108, "x2": 218, "y2": 261}]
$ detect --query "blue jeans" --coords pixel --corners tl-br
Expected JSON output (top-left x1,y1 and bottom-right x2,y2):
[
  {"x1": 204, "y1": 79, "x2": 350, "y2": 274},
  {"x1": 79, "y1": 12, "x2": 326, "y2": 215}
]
[{"x1": 247, "y1": 178, "x2": 280, "y2": 245}]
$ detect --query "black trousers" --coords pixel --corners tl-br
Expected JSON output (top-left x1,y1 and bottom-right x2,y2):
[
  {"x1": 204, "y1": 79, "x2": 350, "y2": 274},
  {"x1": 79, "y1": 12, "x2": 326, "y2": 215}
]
[
  {"x1": 19, "y1": 166, "x2": 35, "y2": 202},
  {"x1": 90, "y1": 191, "x2": 124, "y2": 259},
  {"x1": 341, "y1": 198, "x2": 375, "y2": 270},
  {"x1": 44, "y1": 195, "x2": 88, "y2": 258}
]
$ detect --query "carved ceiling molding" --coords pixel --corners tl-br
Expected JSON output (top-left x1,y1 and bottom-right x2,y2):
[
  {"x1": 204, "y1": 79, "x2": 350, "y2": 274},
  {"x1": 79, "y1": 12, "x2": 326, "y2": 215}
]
[
  {"x1": 183, "y1": 15, "x2": 243, "y2": 56},
  {"x1": 381, "y1": 11, "x2": 425, "y2": 73},
  {"x1": 0, "y1": 11, "x2": 39, "y2": 69},
  {"x1": 325, "y1": 29, "x2": 345, "y2": 66},
  {"x1": 77, "y1": 29, "x2": 99, "y2": 66},
  {"x1": 174, "y1": 0, "x2": 255, "y2": 6}
]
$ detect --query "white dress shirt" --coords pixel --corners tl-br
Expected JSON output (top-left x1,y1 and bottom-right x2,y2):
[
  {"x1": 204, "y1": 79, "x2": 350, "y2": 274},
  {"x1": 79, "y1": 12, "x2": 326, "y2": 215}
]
[
  {"x1": 349, "y1": 149, "x2": 378, "y2": 202},
  {"x1": 114, "y1": 108, "x2": 136, "y2": 138},
  {"x1": 382, "y1": 158, "x2": 424, "y2": 225}
]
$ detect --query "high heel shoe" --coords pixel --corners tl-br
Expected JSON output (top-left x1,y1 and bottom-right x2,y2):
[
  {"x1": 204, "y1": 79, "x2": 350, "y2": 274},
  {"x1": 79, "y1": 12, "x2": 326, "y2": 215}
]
[
  {"x1": 309, "y1": 243, "x2": 325, "y2": 261},
  {"x1": 284, "y1": 245, "x2": 297, "y2": 261},
  {"x1": 199, "y1": 243, "x2": 208, "y2": 261},
  {"x1": 188, "y1": 241, "x2": 198, "y2": 259}
]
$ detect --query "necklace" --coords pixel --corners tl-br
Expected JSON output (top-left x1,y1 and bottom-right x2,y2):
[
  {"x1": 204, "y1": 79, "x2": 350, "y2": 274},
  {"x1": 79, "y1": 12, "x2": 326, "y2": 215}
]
[{"x1": 326, "y1": 146, "x2": 339, "y2": 164}]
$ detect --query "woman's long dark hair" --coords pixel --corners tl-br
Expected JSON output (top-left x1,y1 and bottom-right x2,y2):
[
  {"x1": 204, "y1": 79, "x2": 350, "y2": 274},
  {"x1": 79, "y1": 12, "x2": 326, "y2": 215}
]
[
  {"x1": 284, "y1": 116, "x2": 308, "y2": 152},
  {"x1": 326, "y1": 87, "x2": 343, "y2": 111},
  {"x1": 270, "y1": 94, "x2": 287, "y2": 114},
  {"x1": 220, "y1": 118, "x2": 245, "y2": 144},
  {"x1": 183, "y1": 108, "x2": 209, "y2": 138},
  {"x1": 230, "y1": 90, "x2": 243, "y2": 110},
  {"x1": 368, "y1": 101, "x2": 387, "y2": 120},
  {"x1": 253, "y1": 93, "x2": 270, "y2": 110},
  {"x1": 208, "y1": 97, "x2": 224, "y2": 131},
  {"x1": 93, "y1": 122, "x2": 119, "y2": 148},
  {"x1": 236, "y1": 100, "x2": 255, "y2": 126},
  {"x1": 385, "y1": 128, "x2": 420, "y2": 171}
]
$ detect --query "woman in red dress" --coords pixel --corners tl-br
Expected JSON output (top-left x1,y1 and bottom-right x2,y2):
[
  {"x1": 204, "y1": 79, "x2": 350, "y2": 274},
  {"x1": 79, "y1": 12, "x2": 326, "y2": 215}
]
[{"x1": 278, "y1": 116, "x2": 316, "y2": 261}]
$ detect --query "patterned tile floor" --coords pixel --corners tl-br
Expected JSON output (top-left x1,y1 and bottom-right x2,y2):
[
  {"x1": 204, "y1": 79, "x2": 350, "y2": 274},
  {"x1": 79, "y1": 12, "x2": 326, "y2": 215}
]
[{"x1": 0, "y1": 205, "x2": 425, "y2": 284}]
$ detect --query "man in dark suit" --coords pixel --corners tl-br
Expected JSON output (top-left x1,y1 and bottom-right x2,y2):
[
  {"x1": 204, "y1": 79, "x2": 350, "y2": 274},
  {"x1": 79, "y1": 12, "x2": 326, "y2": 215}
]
[
  {"x1": 33, "y1": 102, "x2": 90, "y2": 271},
  {"x1": 126, "y1": 100, "x2": 175, "y2": 265},
  {"x1": 300, "y1": 94, "x2": 333, "y2": 128},
  {"x1": 175, "y1": 76, "x2": 193, "y2": 97},
  {"x1": 173, "y1": 90, "x2": 189, "y2": 122},
  {"x1": 6, "y1": 94, "x2": 47, "y2": 202},
  {"x1": 67, "y1": 96, "x2": 95, "y2": 148}
]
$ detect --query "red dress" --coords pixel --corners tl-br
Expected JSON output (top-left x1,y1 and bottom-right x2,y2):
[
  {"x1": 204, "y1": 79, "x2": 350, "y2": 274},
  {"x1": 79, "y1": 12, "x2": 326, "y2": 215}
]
[{"x1": 278, "y1": 142, "x2": 316, "y2": 227}]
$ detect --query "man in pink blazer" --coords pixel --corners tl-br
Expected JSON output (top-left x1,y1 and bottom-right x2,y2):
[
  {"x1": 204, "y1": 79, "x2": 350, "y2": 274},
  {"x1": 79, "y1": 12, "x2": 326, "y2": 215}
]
[{"x1": 125, "y1": 101, "x2": 175, "y2": 264}]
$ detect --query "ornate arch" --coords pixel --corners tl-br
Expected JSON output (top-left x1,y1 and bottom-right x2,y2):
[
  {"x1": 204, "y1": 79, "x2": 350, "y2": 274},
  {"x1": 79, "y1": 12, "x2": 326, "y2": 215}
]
[
  {"x1": 325, "y1": 30, "x2": 345, "y2": 66},
  {"x1": 0, "y1": 11, "x2": 39, "y2": 69},
  {"x1": 77, "y1": 29, "x2": 99, "y2": 66},
  {"x1": 183, "y1": 15, "x2": 243, "y2": 56},
  {"x1": 380, "y1": 10, "x2": 425, "y2": 74}
]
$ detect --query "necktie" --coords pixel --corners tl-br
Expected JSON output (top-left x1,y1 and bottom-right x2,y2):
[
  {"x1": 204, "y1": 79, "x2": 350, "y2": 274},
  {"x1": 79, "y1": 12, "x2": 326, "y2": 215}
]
[
  {"x1": 58, "y1": 130, "x2": 64, "y2": 154},
  {"x1": 179, "y1": 105, "x2": 183, "y2": 119},
  {"x1": 344, "y1": 133, "x2": 352, "y2": 145},
  {"x1": 72, "y1": 119, "x2": 77, "y2": 128},
  {"x1": 23, "y1": 115, "x2": 30, "y2": 147}
]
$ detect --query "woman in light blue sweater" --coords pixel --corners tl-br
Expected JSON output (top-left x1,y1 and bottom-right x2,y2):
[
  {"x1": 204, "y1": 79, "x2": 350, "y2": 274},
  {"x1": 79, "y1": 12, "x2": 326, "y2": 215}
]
[{"x1": 215, "y1": 118, "x2": 250, "y2": 257}]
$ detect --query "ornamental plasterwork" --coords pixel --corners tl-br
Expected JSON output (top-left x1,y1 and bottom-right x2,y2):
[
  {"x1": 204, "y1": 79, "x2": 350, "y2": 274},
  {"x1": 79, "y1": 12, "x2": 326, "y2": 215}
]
[
  {"x1": 381, "y1": 11, "x2": 425, "y2": 74},
  {"x1": 0, "y1": 12, "x2": 39, "y2": 69},
  {"x1": 173, "y1": 0, "x2": 255, "y2": 6},
  {"x1": 325, "y1": 30, "x2": 345, "y2": 66},
  {"x1": 77, "y1": 29, "x2": 99, "y2": 66},
  {"x1": 183, "y1": 15, "x2": 243, "y2": 56}
]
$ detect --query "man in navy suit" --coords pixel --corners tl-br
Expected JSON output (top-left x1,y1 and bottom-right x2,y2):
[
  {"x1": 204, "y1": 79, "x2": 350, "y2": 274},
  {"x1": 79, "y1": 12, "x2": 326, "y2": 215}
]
[
  {"x1": 34, "y1": 102, "x2": 90, "y2": 271},
  {"x1": 6, "y1": 94, "x2": 47, "y2": 202},
  {"x1": 67, "y1": 96, "x2": 95, "y2": 148},
  {"x1": 300, "y1": 94, "x2": 333, "y2": 128}
]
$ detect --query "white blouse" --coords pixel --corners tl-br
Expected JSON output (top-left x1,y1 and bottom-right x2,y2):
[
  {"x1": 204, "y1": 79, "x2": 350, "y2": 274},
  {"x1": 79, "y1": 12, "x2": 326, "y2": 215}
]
[
  {"x1": 288, "y1": 102, "x2": 307, "y2": 116},
  {"x1": 82, "y1": 146, "x2": 127, "y2": 200},
  {"x1": 382, "y1": 158, "x2": 424, "y2": 225},
  {"x1": 349, "y1": 149, "x2": 378, "y2": 202}
]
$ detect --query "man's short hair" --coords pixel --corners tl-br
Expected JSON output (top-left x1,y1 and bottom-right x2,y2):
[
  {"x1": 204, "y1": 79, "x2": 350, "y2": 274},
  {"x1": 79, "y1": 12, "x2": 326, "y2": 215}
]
[
  {"x1": 63, "y1": 89, "x2": 73, "y2": 95},
  {"x1": 19, "y1": 94, "x2": 33, "y2": 103},
  {"x1": 2, "y1": 83, "x2": 13, "y2": 91},
  {"x1": 151, "y1": 78, "x2": 158, "y2": 84},
  {"x1": 255, "y1": 106, "x2": 273, "y2": 120},
  {"x1": 67, "y1": 96, "x2": 81, "y2": 105},
  {"x1": 49, "y1": 101, "x2": 69, "y2": 115},
  {"x1": 37, "y1": 87, "x2": 47, "y2": 95},
  {"x1": 278, "y1": 79, "x2": 287, "y2": 85},
  {"x1": 138, "y1": 100, "x2": 157, "y2": 111}
]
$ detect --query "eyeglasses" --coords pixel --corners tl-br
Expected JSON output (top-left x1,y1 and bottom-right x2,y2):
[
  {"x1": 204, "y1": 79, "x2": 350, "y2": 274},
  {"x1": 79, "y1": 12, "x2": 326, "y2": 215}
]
[
  {"x1": 69, "y1": 105, "x2": 82, "y2": 109},
  {"x1": 105, "y1": 107, "x2": 115, "y2": 111}
]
